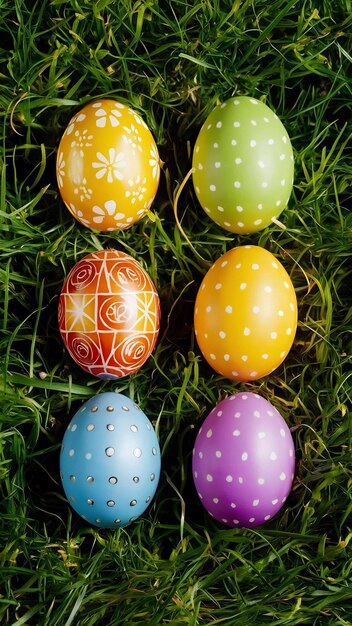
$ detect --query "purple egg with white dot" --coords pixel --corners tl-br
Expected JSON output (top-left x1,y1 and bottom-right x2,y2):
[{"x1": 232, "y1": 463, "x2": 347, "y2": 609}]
[
  {"x1": 192, "y1": 392, "x2": 295, "y2": 527},
  {"x1": 60, "y1": 392, "x2": 161, "y2": 528}
]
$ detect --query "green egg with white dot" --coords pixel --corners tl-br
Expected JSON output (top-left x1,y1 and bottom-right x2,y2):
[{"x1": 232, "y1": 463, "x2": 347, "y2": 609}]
[{"x1": 192, "y1": 96, "x2": 294, "y2": 234}]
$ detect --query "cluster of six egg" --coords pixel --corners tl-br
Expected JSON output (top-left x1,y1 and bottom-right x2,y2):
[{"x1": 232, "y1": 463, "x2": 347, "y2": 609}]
[{"x1": 57, "y1": 96, "x2": 297, "y2": 529}]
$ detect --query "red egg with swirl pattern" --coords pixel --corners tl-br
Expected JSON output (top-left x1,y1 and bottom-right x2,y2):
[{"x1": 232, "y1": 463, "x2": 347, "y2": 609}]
[{"x1": 58, "y1": 249, "x2": 160, "y2": 378}]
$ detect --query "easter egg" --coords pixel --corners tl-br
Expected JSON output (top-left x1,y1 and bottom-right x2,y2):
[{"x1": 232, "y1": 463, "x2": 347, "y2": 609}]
[
  {"x1": 56, "y1": 99, "x2": 160, "y2": 231},
  {"x1": 194, "y1": 245, "x2": 297, "y2": 381},
  {"x1": 192, "y1": 96, "x2": 294, "y2": 234},
  {"x1": 192, "y1": 392, "x2": 295, "y2": 528},
  {"x1": 60, "y1": 392, "x2": 161, "y2": 528},
  {"x1": 58, "y1": 249, "x2": 160, "y2": 378}
]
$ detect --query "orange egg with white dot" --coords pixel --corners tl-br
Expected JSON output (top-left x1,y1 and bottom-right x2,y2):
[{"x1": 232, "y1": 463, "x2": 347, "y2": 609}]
[
  {"x1": 194, "y1": 245, "x2": 297, "y2": 381},
  {"x1": 56, "y1": 99, "x2": 160, "y2": 231}
]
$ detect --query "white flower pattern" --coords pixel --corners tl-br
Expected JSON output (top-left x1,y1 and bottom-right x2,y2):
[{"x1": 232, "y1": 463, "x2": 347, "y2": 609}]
[
  {"x1": 122, "y1": 124, "x2": 142, "y2": 155},
  {"x1": 92, "y1": 200, "x2": 125, "y2": 224},
  {"x1": 73, "y1": 177, "x2": 93, "y2": 202},
  {"x1": 57, "y1": 152, "x2": 65, "y2": 188},
  {"x1": 125, "y1": 176, "x2": 147, "y2": 204},
  {"x1": 92, "y1": 148, "x2": 126, "y2": 182},
  {"x1": 70, "y1": 129, "x2": 93, "y2": 157},
  {"x1": 149, "y1": 143, "x2": 160, "y2": 179},
  {"x1": 94, "y1": 105, "x2": 124, "y2": 128}
]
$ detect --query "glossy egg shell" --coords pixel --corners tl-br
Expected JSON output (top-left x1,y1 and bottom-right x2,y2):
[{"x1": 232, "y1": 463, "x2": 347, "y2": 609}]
[
  {"x1": 60, "y1": 392, "x2": 161, "y2": 528},
  {"x1": 192, "y1": 96, "x2": 294, "y2": 234},
  {"x1": 58, "y1": 249, "x2": 160, "y2": 378},
  {"x1": 194, "y1": 245, "x2": 297, "y2": 381},
  {"x1": 192, "y1": 392, "x2": 295, "y2": 528},
  {"x1": 56, "y1": 99, "x2": 160, "y2": 231}
]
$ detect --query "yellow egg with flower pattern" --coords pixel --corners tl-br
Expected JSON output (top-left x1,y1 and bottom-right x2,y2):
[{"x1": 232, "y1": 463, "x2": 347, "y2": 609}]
[{"x1": 56, "y1": 100, "x2": 160, "y2": 231}]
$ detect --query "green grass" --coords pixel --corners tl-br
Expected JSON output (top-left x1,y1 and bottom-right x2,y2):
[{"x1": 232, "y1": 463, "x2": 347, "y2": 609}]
[{"x1": 1, "y1": 0, "x2": 352, "y2": 624}]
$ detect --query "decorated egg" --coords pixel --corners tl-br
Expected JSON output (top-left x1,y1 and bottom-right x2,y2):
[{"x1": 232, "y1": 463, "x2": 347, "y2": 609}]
[
  {"x1": 60, "y1": 392, "x2": 161, "y2": 528},
  {"x1": 194, "y1": 245, "x2": 297, "y2": 381},
  {"x1": 56, "y1": 99, "x2": 160, "y2": 230},
  {"x1": 192, "y1": 96, "x2": 294, "y2": 233},
  {"x1": 58, "y1": 249, "x2": 160, "y2": 378},
  {"x1": 192, "y1": 392, "x2": 295, "y2": 528}
]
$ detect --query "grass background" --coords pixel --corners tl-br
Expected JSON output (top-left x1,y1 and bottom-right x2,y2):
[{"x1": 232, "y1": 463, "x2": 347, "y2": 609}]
[{"x1": 1, "y1": 0, "x2": 352, "y2": 624}]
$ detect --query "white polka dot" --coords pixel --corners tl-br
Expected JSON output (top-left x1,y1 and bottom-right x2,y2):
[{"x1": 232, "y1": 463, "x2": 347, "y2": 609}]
[
  {"x1": 258, "y1": 432, "x2": 266, "y2": 439},
  {"x1": 264, "y1": 515, "x2": 271, "y2": 521},
  {"x1": 206, "y1": 305, "x2": 212, "y2": 313},
  {"x1": 258, "y1": 160, "x2": 265, "y2": 168},
  {"x1": 289, "y1": 302, "x2": 295, "y2": 311},
  {"x1": 221, "y1": 519, "x2": 228, "y2": 524},
  {"x1": 210, "y1": 184, "x2": 216, "y2": 191},
  {"x1": 278, "y1": 310, "x2": 284, "y2": 317},
  {"x1": 286, "y1": 328, "x2": 292, "y2": 335},
  {"x1": 210, "y1": 353, "x2": 216, "y2": 360},
  {"x1": 258, "y1": 203, "x2": 263, "y2": 210},
  {"x1": 281, "y1": 179, "x2": 286, "y2": 186},
  {"x1": 258, "y1": 478, "x2": 265, "y2": 485},
  {"x1": 268, "y1": 138, "x2": 274, "y2": 144},
  {"x1": 233, "y1": 430, "x2": 240, "y2": 437},
  {"x1": 198, "y1": 163, "x2": 203, "y2": 170},
  {"x1": 252, "y1": 305, "x2": 260, "y2": 314},
  {"x1": 224, "y1": 354, "x2": 230, "y2": 361},
  {"x1": 216, "y1": 121, "x2": 222, "y2": 128},
  {"x1": 241, "y1": 452, "x2": 248, "y2": 461},
  {"x1": 241, "y1": 394, "x2": 248, "y2": 400},
  {"x1": 221, "y1": 260, "x2": 228, "y2": 267},
  {"x1": 289, "y1": 449, "x2": 293, "y2": 457},
  {"x1": 282, "y1": 136, "x2": 287, "y2": 144},
  {"x1": 270, "y1": 332, "x2": 277, "y2": 339},
  {"x1": 262, "y1": 182, "x2": 268, "y2": 188},
  {"x1": 234, "y1": 181, "x2": 241, "y2": 188},
  {"x1": 272, "y1": 498, "x2": 278, "y2": 505},
  {"x1": 213, "y1": 497, "x2": 219, "y2": 503},
  {"x1": 233, "y1": 121, "x2": 240, "y2": 127},
  {"x1": 231, "y1": 139, "x2": 237, "y2": 145},
  {"x1": 282, "y1": 496, "x2": 287, "y2": 503},
  {"x1": 206, "y1": 429, "x2": 213, "y2": 438},
  {"x1": 280, "y1": 472, "x2": 286, "y2": 481},
  {"x1": 217, "y1": 205, "x2": 224, "y2": 212},
  {"x1": 279, "y1": 153, "x2": 285, "y2": 160},
  {"x1": 243, "y1": 327, "x2": 250, "y2": 336},
  {"x1": 226, "y1": 475, "x2": 233, "y2": 482},
  {"x1": 234, "y1": 100, "x2": 240, "y2": 105},
  {"x1": 240, "y1": 282, "x2": 247, "y2": 290},
  {"x1": 280, "y1": 350, "x2": 286, "y2": 358},
  {"x1": 254, "y1": 410, "x2": 261, "y2": 418},
  {"x1": 237, "y1": 222, "x2": 244, "y2": 228},
  {"x1": 69, "y1": 449, "x2": 75, "y2": 457},
  {"x1": 207, "y1": 124, "x2": 212, "y2": 130},
  {"x1": 252, "y1": 499, "x2": 259, "y2": 507},
  {"x1": 215, "y1": 162, "x2": 221, "y2": 168},
  {"x1": 215, "y1": 283, "x2": 222, "y2": 290},
  {"x1": 280, "y1": 429, "x2": 286, "y2": 437},
  {"x1": 272, "y1": 262, "x2": 279, "y2": 269},
  {"x1": 225, "y1": 305, "x2": 233, "y2": 314},
  {"x1": 262, "y1": 353, "x2": 268, "y2": 359},
  {"x1": 235, "y1": 263, "x2": 241, "y2": 269},
  {"x1": 236, "y1": 205, "x2": 243, "y2": 212},
  {"x1": 217, "y1": 410, "x2": 223, "y2": 416},
  {"x1": 251, "y1": 120, "x2": 257, "y2": 126},
  {"x1": 241, "y1": 355, "x2": 248, "y2": 362},
  {"x1": 219, "y1": 331, "x2": 226, "y2": 339},
  {"x1": 264, "y1": 117, "x2": 269, "y2": 123},
  {"x1": 254, "y1": 219, "x2": 262, "y2": 226},
  {"x1": 234, "y1": 412, "x2": 241, "y2": 418},
  {"x1": 248, "y1": 517, "x2": 255, "y2": 523},
  {"x1": 215, "y1": 450, "x2": 222, "y2": 458},
  {"x1": 250, "y1": 99, "x2": 258, "y2": 105},
  {"x1": 207, "y1": 474, "x2": 213, "y2": 482},
  {"x1": 252, "y1": 263, "x2": 259, "y2": 270},
  {"x1": 199, "y1": 451, "x2": 203, "y2": 459},
  {"x1": 276, "y1": 200, "x2": 282, "y2": 206},
  {"x1": 194, "y1": 471, "x2": 198, "y2": 478},
  {"x1": 270, "y1": 452, "x2": 277, "y2": 460},
  {"x1": 250, "y1": 140, "x2": 256, "y2": 147},
  {"x1": 250, "y1": 370, "x2": 258, "y2": 377},
  {"x1": 238, "y1": 477, "x2": 243, "y2": 484},
  {"x1": 85, "y1": 452, "x2": 92, "y2": 460},
  {"x1": 267, "y1": 410, "x2": 273, "y2": 416},
  {"x1": 264, "y1": 285, "x2": 272, "y2": 293},
  {"x1": 235, "y1": 157, "x2": 242, "y2": 165},
  {"x1": 230, "y1": 502, "x2": 236, "y2": 509}
]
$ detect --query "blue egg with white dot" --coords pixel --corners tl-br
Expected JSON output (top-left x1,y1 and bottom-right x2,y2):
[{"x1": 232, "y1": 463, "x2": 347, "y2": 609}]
[{"x1": 60, "y1": 392, "x2": 161, "y2": 528}]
